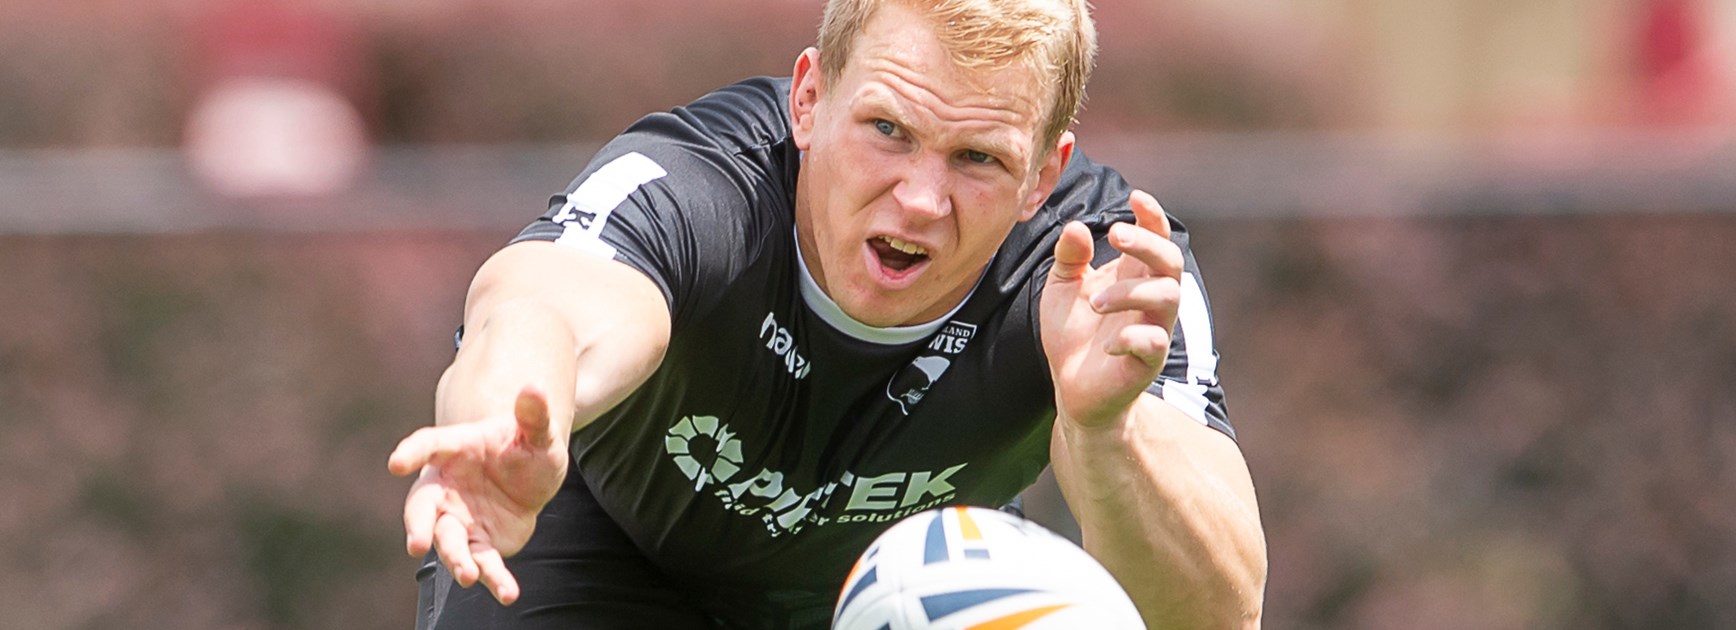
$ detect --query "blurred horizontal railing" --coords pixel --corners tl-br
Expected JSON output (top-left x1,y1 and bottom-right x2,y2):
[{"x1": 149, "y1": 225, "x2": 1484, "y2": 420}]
[
  {"x1": 1090, "y1": 128, "x2": 1736, "y2": 219},
  {"x1": 0, "y1": 144, "x2": 602, "y2": 234},
  {"x1": 2, "y1": 129, "x2": 1734, "y2": 234}
]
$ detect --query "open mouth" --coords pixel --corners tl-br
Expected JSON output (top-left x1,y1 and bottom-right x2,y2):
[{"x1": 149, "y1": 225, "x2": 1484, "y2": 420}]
[{"x1": 869, "y1": 236, "x2": 930, "y2": 273}]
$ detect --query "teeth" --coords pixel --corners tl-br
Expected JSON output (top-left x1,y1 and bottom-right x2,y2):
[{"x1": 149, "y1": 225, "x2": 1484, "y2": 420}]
[{"x1": 880, "y1": 236, "x2": 927, "y2": 256}]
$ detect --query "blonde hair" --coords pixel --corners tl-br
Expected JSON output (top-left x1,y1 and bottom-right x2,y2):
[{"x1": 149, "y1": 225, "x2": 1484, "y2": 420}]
[{"x1": 817, "y1": 0, "x2": 1098, "y2": 154}]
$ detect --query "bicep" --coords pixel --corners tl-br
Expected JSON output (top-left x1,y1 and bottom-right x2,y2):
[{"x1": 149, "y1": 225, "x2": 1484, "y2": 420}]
[
  {"x1": 1141, "y1": 393, "x2": 1257, "y2": 514},
  {"x1": 466, "y1": 240, "x2": 673, "y2": 427}
]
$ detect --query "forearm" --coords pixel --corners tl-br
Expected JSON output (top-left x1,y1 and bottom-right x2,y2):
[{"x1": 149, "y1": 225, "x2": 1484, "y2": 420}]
[
  {"x1": 1052, "y1": 393, "x2": 1267, "y2": 629},
  {"x1": 436, "y1": 298, "x2": 580, "y2": 436},
  {"x1": 393, "y1": 243, "x2": 673, "y2": 598}
]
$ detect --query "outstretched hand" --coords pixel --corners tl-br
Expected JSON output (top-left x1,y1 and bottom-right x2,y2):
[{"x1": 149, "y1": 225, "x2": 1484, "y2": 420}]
[
  {"x1": 1040, "y1": 190, "x2": 1184, "y2": 428},
  {"x1": 388, "y1": 386, "x2": 569, "y2": 605}
]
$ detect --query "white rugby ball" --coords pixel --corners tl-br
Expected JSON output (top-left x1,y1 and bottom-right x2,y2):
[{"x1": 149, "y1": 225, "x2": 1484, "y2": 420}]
[{"x1": 831, "y1": 506, "x2": 1144, "y2": 630}]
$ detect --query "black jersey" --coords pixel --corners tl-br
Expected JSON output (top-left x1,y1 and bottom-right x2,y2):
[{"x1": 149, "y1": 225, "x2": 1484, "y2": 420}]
[{"x1": 511, "y1": 76, "x2": 1231, "y2": 623}]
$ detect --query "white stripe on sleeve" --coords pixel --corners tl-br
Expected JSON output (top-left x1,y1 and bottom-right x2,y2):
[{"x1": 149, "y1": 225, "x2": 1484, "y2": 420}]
[
  {"x1": 1161, "y1": 380, "x2": 1212, "y2": 426},
  {"x1": 553, "y1": 152, "x2": 668, "y2": 258},
  {"x1": 1177, "y1": 271, "x2": 1218, "y2": 385}
]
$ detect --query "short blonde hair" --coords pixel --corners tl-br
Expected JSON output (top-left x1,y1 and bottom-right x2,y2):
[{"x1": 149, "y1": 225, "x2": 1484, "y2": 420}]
[{"x1": 817, "y1": 0, "x2": 1098, "y2": 154}]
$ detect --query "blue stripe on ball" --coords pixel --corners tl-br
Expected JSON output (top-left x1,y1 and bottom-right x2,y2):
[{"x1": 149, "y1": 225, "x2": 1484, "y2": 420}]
[
  {"x1": 838, "y1": 567, "x2": 879, "y2": 613},
  {"x1": 920, "y1": 588, "x2": 1036, "y2": 621},
  {"x1": 923, "y1": 512, "x2": 949, "y2": 565}
]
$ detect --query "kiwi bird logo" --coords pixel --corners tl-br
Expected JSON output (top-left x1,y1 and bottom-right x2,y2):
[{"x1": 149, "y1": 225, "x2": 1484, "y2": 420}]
[{"x1": 886, "y1": 355, "x2": 952, "y2": 415}]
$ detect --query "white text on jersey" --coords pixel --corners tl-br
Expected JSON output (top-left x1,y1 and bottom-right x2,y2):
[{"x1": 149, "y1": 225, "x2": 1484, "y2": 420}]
[
  {"x1": 663, "y1": 415, "x2": 969, "y2": 537},
  {"x1": 844, "y1": 464, "x2": 966, "y2": 511},
  {"x1": 927, "y1": 322, "x2": 977, "y2": 355},
  {"x1": 759, "y1": 312, "x2": 812, "y2": 379}
]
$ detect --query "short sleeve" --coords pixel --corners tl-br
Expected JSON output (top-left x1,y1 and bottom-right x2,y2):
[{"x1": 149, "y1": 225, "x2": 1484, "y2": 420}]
[
  {"x1": 1027, "y1": 154, "x2": 1236, "y2": 442},
  {"x1": 1140, "y1": 232, "x2": 1234, "y2": 441},
  {"x1": 1025, "y1": 215, "x2": 1235, "y2": 442},
  {"x1": 1025, "y1": 153, "x2": 1235, "y2": 441},
  {"x1": 511, "y1": 139, "x2": 767, "y2": 328},
  {"x1": 511, "y1": 79, "x2": 793, "y2": 328},
  {"x1": 1070, "y1": 224, "x2": 1233, "y2": 440}
]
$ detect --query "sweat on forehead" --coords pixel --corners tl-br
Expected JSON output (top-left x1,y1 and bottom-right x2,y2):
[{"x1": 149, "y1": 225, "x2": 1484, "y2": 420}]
[{"x1": 815, "y1": 0, "x2": 1098, "y2": 149}]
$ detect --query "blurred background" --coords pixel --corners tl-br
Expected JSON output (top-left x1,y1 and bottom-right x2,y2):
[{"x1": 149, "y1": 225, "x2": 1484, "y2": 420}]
[{"x1": 1, "y1": 0, "x2": 1733, "y2": 628}]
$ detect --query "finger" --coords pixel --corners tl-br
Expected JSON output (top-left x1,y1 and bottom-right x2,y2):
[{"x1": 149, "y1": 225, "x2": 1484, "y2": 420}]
[
  {"x1": 388, "y1": 423, "x2": 494, "y2": 477},
  {"x1": 435, "y1": 512, "x2": 479, "y2": 587},
  {"x1": 1049, "y1": 221, "x2": 1095, "y2": 282},
  {"x1": 472, "y1": 544, "x2": 522, "y2": 605},
  {"x1": 388, "y1": 426, "x2": 449, "y2": 476},
  {"x1": 403, "y1": 471, "x2": 445, "y2": 556},
  {"x1": 1107, "y1": 221, "x2": 1184, "y2": 281},
  {"x1": 1103, "y1": 323, "x2": 1174, "y2": 367},
  {"x1": 1088, "y1": 276, "x2": 1183, "y2": 326},
  {"x1": 1130, "y1": 189, "x2": 1171, "y2": 240},
  {"x1": 387, "y1": 430, "x2": 431, "y2": 476},
  {"x1": 515, "y1": 386, "x2": 554, "y2": 450}
]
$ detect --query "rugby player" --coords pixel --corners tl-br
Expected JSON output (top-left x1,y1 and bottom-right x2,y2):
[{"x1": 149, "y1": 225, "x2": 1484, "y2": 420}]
[{"x1": 388, "y1": 0, "x2": 1267, "y2": 627}]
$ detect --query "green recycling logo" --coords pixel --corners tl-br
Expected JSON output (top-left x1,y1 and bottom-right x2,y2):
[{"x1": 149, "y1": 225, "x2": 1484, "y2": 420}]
[{"x1": 664, "y1": 415, "x2": 746, "y2": 491}]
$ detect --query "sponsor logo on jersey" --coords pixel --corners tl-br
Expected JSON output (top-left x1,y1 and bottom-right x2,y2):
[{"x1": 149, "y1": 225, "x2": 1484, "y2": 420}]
[
  {"x1": 663, "y1": 415, "x2": 966, "y2": 536},
  {"x1": 759, "y1": 311, "x2": 812, "y2": 379},
  {"x1": 886, "y1": 321, "x2": 977, "y2": 414},
  {"x1": 664, "y1": 415, "x2": 745, "y2": 491},
  {"x1": 832, "y1": 464, "x2": 967, "y2": 524}
]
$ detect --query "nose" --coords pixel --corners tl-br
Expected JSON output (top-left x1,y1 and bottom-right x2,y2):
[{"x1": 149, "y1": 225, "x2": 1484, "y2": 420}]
[{"x1": 891, "y1": 155, "x2": 952, "y2": 220}]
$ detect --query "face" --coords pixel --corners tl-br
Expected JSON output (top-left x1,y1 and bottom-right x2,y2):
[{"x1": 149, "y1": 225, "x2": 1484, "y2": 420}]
[{"x1": 789, "y1": 3, "x2": 1074, "y2": 327}]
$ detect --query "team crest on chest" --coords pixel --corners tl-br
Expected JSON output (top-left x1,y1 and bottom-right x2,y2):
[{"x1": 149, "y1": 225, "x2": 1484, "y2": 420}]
[{"x1": 886, "y1": 321, "x2": 977, "y2": 415}]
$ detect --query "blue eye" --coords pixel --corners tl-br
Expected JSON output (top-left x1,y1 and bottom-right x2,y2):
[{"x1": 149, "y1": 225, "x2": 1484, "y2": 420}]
[
  {"x1": 964, "y1": 150, "x2": 996, "y2": 165},
  {"x1": 873, "y1": 119, "x2": 897, "y2": 136}
]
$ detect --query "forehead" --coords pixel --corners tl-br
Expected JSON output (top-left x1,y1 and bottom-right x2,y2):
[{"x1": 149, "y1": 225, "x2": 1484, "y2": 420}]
[{"x1": 837, "y1": 4, "x2": 1047, "y2": 136}]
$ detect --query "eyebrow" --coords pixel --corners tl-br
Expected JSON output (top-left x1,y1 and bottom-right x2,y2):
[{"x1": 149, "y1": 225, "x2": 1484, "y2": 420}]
[
  {"x1": 857, "y1": 91, "x2": 911, "y2": 127},
  {"x1": 972, "y1": 134, "x2": 1026, "y2": 166},
  {"x1": 855, "y1": 91, "x2": 1030, "y2": 168}
]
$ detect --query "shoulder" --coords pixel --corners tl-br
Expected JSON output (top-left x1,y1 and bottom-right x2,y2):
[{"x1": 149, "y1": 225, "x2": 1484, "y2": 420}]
[
  {"x1": 576, "y1": 77, "x2": 795, "y2": 215},
  {"x1": 515, "y1": 78, "x2": 802, "y2": 325},
  {"x1": 1045, "y1": 151, "x2": 1139, "y2": 230},
  {"x1": 1000, "y1": 151, "x2": 1202, "y2": 275},
  {"x1": 618, "y1": 76, "x2": 793, "y2": 162},
  {"x1": 982, "y1": 152, "x2": 1143, "y2": 293},
  {"x1": 664, "y1": 76, "x2": 793, "y2": 152}
]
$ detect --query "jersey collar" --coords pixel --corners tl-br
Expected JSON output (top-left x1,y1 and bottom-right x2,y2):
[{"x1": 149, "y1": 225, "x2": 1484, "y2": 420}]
[{"x1": 793, "y1": 230, "x2": 978, "y2": 346}]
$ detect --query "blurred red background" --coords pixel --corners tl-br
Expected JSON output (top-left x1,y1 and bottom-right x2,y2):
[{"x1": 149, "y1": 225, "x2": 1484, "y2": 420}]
[{"x1": 1, "y1": 1, "x2": 1732, "y2": 628}]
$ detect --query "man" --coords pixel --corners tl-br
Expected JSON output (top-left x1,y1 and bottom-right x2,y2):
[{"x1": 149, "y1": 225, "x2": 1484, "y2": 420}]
[{"x1": 388, "y1": 0, "x2": 1267, "y2": 627}]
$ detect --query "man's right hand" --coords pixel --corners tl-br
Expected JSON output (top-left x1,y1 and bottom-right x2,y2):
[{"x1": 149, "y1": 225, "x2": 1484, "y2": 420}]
[
  {"x1": 386, "y1": 241, "x2": 674, "y2": 605},
  {"x1": 388, "y1": 385, "x2": 569, "y2": 605}
]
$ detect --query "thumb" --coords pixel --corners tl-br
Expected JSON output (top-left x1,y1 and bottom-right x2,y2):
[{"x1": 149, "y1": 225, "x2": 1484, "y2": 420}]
[
  {"x1": 514, "y1": 385, "x2": 554, "y2": 449},
  {"x1": 1049, "y1": 221, "x2": 1095, "y2": 283}
]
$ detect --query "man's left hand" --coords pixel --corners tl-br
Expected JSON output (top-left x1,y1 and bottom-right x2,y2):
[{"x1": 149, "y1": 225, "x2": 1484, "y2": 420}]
[{"x1": 1040, "y1": 190, "x2": 1183, "y2": 428}]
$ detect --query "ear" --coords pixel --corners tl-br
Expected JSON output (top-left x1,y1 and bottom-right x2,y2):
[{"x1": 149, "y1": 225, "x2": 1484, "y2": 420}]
[
  {"x1": 1020, "y1": 131, "x2": 1075, "y2": 222},
  {"x1": 790, "y1": 47, "x2": 823, "y2": 151}
]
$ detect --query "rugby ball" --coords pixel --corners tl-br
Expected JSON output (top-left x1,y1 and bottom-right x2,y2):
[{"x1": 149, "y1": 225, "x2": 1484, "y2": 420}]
[{"x1": 831, "y1": 506, "x2": 1144, "y2": 630}]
